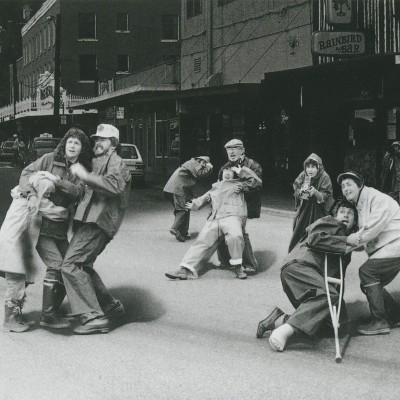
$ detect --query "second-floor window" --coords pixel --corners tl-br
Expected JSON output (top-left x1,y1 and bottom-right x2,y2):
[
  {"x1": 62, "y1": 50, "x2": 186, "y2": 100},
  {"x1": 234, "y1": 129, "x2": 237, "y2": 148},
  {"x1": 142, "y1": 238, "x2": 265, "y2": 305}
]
[
  {"x1": 187, "y1": 0, "x2": 202, "y2": 19},
  {"x1": 117, "y1": 55, "x2": 129, "y2": 73},
  {"x1": 79, "y1": 54, "x2": 97, "y2": 81},
  {"x1": 162, "y1": 15, "x2": 179, "y2": 41},
  {"x1": 78, "y1": 13, "x2": 96, "y2": 39},
  {"x1": 116, "y1": 13, "x2": 129, "y2": 31}
]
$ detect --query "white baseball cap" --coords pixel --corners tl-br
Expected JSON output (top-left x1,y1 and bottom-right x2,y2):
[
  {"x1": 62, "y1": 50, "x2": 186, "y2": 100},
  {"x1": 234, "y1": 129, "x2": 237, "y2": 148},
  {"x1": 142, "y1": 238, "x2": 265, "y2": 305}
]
[{"x1": 91, "y1": 124, "x2": 119, "y2": 141}]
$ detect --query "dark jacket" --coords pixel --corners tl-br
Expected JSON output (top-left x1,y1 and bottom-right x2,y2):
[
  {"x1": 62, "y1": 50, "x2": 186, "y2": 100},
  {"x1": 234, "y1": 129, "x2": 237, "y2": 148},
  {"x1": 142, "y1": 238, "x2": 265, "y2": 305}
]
[
  {"x1": 218, "y1": 156, "x2": 262, "y2": 218},
  {"x1": 282, "y1": 216, "x2": 351, "y2": 278},
  {"x1": 74, "y1": 151, "x2": 131, "y2": 238},
  {"x1": 19, "y1": 152, "x2": 85, "y2": 238},
  {"x1": 163, "y1": 158, "x2": 213, "y2": 197}
]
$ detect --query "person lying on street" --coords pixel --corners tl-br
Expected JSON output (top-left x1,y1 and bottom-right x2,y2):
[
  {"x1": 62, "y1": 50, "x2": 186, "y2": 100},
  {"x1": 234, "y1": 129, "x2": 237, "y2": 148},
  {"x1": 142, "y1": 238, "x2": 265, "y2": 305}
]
[
  {"x1": 256, "y1": 199, "x2": 357, "y2": 352},
  {"x1": 165, "y1": 166, "x2": 262, "y2": 280}
]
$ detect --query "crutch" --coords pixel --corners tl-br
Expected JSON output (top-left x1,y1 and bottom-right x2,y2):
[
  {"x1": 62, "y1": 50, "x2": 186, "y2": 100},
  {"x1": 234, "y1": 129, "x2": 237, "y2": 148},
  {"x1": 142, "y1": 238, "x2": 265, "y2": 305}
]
[{"x1": 324, "y1": 252, "x2": 344, "y2": 363}]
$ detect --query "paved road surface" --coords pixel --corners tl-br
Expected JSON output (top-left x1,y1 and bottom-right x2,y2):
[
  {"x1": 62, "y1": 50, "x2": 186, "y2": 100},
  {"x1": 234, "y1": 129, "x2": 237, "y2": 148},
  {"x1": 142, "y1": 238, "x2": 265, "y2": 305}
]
[{"x1": 0, "y1": 166, "x2": 399, "y2": 400}]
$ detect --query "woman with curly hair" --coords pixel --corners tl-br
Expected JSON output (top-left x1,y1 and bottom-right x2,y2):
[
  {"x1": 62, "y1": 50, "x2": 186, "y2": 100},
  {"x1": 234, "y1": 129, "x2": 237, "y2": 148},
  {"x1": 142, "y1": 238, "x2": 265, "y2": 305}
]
[{"x1": 9, "y1": 127, "x2": 93, "y2": 332}]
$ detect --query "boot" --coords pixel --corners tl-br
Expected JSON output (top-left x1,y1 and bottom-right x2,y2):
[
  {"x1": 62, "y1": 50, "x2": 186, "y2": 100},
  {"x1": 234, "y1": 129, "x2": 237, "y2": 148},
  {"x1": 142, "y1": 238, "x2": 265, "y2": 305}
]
[
  {"x1": 40, "y1": 284, "x2": 71, "y2": 329},
  {"x1": 383, "y1": 289, "x2": 400, "y2": 327},
  {"x1": 358, "y1": 284, "x2": 390, "y2": 335},
  {"x1": 3, "y1": 300, "x2": 30, "y2": 333},
  {"x1": 53, "y1": 282, "x2": 74, "y2": 321},
  {"x1": 234, "y1": 265, "x2": 247, "y2": 280}
]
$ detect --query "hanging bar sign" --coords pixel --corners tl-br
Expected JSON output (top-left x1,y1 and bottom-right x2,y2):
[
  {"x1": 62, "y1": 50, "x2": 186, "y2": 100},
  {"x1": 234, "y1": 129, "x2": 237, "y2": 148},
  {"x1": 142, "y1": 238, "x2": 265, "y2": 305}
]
[
  {"x1": 327, "y1": 0, "x2": 352, "y2": 25},
  {"x1": 311, "y1": 31, "x2": 365, "y2": 56}
]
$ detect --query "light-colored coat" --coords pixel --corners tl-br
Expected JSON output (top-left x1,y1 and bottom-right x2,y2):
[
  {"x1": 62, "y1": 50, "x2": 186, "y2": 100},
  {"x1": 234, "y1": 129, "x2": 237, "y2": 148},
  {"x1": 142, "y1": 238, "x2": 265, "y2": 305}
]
[{"x1": 356, "y1": 186, "x2": 400, "y2": 259}]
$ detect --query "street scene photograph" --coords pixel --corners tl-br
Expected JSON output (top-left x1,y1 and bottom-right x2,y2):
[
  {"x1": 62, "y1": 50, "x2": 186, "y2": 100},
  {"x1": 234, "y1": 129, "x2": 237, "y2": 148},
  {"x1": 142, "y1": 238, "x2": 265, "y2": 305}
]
[{"x1": 1, "y1": 0, "x2": 400, "y2": 399}]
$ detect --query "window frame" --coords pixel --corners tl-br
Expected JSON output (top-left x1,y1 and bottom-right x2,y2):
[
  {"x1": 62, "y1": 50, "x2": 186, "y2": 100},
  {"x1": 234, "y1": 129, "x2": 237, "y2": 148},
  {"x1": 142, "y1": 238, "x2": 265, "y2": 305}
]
[
  {"x1": 79, "y1": 54, "x2": 97, "y2": 82},
  {"x1": 116, "y1": 13, "x2": 130, "y2": 33},
  {"x1": 186, "y1": 0, "x2": 202, "y2": 19},
  {"x1": 116, "y1": 54, "x2": 130, "y2": 74},
  {"x1": 77, "y1": 13, "x2": 97, "y2": 41},
  {"x1": 161, "y1": 14, "x2": 179, "y2": 42}
]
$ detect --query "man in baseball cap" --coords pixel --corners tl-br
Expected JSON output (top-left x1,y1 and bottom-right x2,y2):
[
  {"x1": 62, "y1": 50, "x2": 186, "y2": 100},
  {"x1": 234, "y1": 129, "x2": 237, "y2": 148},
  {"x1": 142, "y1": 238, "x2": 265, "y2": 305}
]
[{"x1": 61, "y1": 123, "x2": 131, "y2": 335}]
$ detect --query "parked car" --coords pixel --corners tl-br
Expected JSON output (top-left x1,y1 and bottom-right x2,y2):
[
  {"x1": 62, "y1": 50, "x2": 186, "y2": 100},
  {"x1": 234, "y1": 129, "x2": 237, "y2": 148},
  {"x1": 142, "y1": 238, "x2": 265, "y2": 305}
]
[
  {"x1": 28, "y1": 135, "x2": 61, "y2": 162},
  {"x1": 0, "y1": 140, "x2": 15, "y2": 162},
  {"x1": 120, "y1": 143, "x2": 145, "y2": 185}
]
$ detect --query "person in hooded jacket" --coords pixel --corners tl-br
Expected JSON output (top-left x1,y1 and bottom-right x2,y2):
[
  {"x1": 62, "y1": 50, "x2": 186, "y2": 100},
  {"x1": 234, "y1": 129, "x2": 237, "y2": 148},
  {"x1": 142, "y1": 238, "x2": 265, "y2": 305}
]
[
  {"x1": 288, "y1": 153, "x2": 334, "y2": 252},
  {"x1": 164, "y1": 156, "x2": 213, "y2": 242}
]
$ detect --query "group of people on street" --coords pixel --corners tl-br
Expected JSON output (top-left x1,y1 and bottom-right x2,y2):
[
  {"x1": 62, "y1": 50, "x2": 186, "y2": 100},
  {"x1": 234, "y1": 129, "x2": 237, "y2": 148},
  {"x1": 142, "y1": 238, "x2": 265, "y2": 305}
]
[
  {"x1": 0, "y1": 124, "x2": 130, "y2": 335},
  {"x1": 163, "y1": 143, "x2": 400, "y2": 354},
  {"x1": 164, "y1": 139, "x2": 262, "y2": 280},
  {"x1": 2, "y1": 126, "x2": 400, "y2": 358}
]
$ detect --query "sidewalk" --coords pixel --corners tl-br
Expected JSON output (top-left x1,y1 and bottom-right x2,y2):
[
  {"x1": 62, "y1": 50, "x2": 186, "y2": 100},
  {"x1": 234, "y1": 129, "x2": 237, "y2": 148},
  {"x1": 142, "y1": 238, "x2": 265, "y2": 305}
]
[{"x1": 142, "y1": 173, "x2": 296, "y2": 219}]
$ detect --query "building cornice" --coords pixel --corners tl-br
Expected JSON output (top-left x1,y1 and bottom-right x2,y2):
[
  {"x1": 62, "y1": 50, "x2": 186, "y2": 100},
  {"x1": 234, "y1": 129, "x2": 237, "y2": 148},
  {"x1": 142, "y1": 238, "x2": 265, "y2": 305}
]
[{"x1": 22, "y1": 0, "x2": 58, "y2": 36}]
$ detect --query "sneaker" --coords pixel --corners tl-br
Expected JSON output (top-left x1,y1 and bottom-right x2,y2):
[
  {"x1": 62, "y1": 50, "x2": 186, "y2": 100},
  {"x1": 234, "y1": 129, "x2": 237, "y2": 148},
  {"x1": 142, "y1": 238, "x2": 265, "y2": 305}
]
[
  {"x1": 73, "y1": 316, "x2": 111, "y2": 335},
  {"x1": 165, "y1": 268, "x2": 189, "y2": 280},
  {"x1": 357, "y1": 320, "x2": 390, "y2": 335},
  {"x1": 170, "y1": 228, "x2": 186, "y2": 242}
]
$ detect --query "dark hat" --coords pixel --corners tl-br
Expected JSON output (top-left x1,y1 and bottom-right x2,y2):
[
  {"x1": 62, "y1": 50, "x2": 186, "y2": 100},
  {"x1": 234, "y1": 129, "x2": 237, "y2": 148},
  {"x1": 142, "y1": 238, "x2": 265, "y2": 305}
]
[
  {"x1": 195, "y1": 156, "x2": 210, "y2": 163},
  {"x1": 337, "y1": 171, "x2": 364, "y2": 185}
]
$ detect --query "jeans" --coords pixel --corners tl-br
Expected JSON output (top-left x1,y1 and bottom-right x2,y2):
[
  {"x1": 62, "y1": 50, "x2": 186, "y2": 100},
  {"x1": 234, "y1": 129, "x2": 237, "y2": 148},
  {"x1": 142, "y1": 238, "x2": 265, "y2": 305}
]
[
  {"x1": 61, "y1": 223, "x2": 116, "y2": 322},
  {"x1": 36, "y1": 235, "x2": 69, "y2": 284}
]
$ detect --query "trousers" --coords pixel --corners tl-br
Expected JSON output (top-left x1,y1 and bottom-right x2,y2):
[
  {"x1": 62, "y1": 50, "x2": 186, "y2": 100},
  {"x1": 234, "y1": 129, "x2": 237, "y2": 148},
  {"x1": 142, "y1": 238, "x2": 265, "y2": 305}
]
[
  {"x1": 181, "y1": 216, "x2": 245, "y2": 277},
  {"x1": 164, "y1": 192, "x2": 191, "y2": 236},
  {"x1": 61, "y1": 223, "x2": 116, "y2": 321},
  {"x1": 281, "y1": 262, "x2": 339, "y2": 336},
  {"x1": 4, "y1": 272, "x2": 26, "y2": 304}
]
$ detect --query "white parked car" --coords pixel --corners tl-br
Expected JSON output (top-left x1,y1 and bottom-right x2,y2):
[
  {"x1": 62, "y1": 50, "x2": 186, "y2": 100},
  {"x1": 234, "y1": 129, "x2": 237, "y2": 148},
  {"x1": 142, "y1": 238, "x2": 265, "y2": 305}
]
[{"x1": 120, "y1": 143, "x2": 145, "y2": 185}]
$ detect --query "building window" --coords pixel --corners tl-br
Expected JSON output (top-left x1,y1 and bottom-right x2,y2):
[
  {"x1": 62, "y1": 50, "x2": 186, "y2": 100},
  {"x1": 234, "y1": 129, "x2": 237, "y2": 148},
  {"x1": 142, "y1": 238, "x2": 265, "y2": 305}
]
[
  {"x1": 187, "y1": 0, "x2": 202, "y2": 19},
  {"x1": 217, "y1": 0, "x2": 236, "y2": 6},
  {"x1": 161, "y1": 15, "x2": 179, "y2": 41},
  {"x1": 116, "y1": 13, "x2": 129, "y2": 31},
  {"x1": 117, "y1": 55, "x2": 129, "y2": 73},
  {"x1": 79, "y1": 54, "x2": 97, "y2": 81},
  {"x1": 78, "y1": 13, "x2": 96, "y2": 39}
]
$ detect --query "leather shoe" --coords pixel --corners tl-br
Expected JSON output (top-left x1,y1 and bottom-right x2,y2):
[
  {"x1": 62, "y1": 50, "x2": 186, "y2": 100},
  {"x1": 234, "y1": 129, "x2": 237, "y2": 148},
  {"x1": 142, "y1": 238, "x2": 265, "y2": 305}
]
[
  {"x1": 105, "y1": 300, "x2": 125, "y2": 321},
  {"x1": 73, "y1": 316, "x2": 111, "y2": 335},
  {"x1": 256, "y1": 307, "x2": 285, "y2": 338},
  {"x1": 165, "y1": 268, "x2": 189, "y2": 280},
  {"x1": 170, "y1": 229, "x2": 185, "y2": 242},
  {"x1": 243, "y1": 266, "x2": 257, "y2": 276},
  {"x1": 357, "y1": 319, "x2": 390, "y2": 335}
]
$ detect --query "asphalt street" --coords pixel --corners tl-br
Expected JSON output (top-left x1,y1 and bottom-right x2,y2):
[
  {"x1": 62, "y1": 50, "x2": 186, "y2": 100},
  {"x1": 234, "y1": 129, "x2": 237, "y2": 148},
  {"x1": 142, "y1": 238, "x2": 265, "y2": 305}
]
[{"x1": 0, "y1": 165, "x2": 399, "y2": 400}]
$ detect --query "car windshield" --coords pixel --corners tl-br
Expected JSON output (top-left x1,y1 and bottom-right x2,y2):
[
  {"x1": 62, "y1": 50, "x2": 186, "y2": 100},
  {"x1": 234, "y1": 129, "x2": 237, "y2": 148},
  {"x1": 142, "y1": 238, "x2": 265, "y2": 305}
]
[
  {"x1": 120, "y1": 146, "x2": 138, "y2": 159},
  {"x1": 34, "y1": 139, "x2": 60, "y2": 149}
]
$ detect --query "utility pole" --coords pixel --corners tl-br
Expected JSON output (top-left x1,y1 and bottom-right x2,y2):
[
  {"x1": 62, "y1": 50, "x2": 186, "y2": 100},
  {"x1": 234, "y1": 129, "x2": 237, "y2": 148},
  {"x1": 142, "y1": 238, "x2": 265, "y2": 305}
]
[{"x1": 53, "y1": 14, "x2": 61, "y2": 127}]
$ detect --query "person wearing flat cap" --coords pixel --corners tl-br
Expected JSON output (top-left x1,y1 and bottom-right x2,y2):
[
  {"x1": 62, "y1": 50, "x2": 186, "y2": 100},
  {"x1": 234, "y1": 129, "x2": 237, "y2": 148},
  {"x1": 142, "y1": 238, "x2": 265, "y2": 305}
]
[
  {"x1": 164, "y1": 156, "x2": 213, "y2": 242},
  {"x1": 60, "y1": 123, "x2": 131, "y2": 335},
  {"x1": 338, "y1": 171, "x2": 400, "y2": 336},
  {"x1": 380, "y1": 141, "x2": 400, "y2": 203},
  {"x1": 216, "y1": 139, "x2": 262, "y2": 275}
]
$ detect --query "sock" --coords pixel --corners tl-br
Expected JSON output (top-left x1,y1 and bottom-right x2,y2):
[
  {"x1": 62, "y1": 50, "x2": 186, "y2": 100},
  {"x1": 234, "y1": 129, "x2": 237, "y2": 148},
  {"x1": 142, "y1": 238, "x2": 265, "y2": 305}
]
[{"x1": 269, "y1": 323, "x2": 295, "y2": 352}]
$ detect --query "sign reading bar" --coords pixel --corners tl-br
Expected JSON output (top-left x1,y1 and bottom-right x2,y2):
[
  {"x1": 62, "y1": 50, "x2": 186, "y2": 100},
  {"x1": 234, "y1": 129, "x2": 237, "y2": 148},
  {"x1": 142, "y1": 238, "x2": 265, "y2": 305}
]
[{"x1": 312, "y1": 31, "x2": 365, "y2": 56}]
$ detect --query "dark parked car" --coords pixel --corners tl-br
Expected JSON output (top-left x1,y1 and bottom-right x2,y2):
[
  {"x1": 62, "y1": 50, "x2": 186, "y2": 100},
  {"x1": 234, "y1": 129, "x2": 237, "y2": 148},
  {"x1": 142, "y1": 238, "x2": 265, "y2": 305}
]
[
  {"x1": 29, "y1": 136, "x2": 61, "y2": 162},
  {"x1": 0, "y1": 140, "x2": 15, "y2": 161}
]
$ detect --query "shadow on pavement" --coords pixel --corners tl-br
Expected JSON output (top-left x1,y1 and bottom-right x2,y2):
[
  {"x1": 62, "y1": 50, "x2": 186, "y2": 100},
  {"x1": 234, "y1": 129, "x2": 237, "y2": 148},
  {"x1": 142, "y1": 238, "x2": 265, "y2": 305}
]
[{"x1": 255, "y1": 250, "x2": 277, "y2": 273}]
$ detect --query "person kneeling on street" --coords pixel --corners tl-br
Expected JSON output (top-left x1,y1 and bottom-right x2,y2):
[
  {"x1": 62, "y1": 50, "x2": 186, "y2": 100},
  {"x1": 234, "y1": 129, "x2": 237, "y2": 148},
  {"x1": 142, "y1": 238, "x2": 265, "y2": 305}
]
[
  {"x1": 165, "y1": 166, "x2": 261, "y2": 280},
  {"x1": 256, "y1": 199, "x2": 357, "y2": 352}
]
